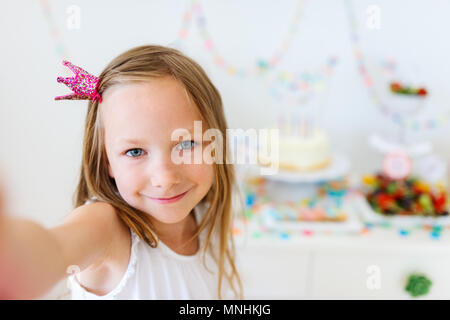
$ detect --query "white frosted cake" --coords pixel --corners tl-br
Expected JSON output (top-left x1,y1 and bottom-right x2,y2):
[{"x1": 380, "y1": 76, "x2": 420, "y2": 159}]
[{"x1": 258, "y1": 127, "x2": 331, "y2": 171}]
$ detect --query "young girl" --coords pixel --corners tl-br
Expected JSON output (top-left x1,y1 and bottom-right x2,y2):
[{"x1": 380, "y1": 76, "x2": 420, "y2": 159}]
[{"x1": 0, "y1": 45, "x2": 244, "y2": 300}]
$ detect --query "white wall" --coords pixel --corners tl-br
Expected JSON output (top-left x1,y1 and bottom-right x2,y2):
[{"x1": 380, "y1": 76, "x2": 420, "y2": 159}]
[{"x1": 1, "y1": 0, "x2": 450, "y2": 227}]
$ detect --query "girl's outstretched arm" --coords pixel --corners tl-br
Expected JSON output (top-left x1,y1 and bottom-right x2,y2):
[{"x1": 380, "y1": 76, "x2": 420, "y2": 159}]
[{"x1": 0, "y1": 190, "x2": 122, "y2": 300}]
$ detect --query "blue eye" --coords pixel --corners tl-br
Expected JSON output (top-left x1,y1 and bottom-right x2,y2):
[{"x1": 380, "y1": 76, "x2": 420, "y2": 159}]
[
  {"x1": 177, "y1": 140, "x2": 197, "y2": 150},
  {"x1": 125, "y1": 148, "x2": 145, "y2": 158}
]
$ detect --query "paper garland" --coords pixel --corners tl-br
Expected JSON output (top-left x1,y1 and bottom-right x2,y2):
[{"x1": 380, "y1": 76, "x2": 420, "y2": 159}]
[
  {"x1": 174, "y1": 0, "x2": 307, "y2": 77},
  {"x1": 41, "y1": 0, "x2": 304, "y2": 78},
  {"x1": 40, "y1": 0, "x2": 70, "y2": 60},
  {"x1": 268, "y1": 56, "x2": 338, "y2": 107}
]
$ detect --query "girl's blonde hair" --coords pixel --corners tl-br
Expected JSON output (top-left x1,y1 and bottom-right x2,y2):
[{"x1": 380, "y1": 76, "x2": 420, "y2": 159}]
[{"x1": 74, "y1": 45, "x2": 243, "y2": 299}]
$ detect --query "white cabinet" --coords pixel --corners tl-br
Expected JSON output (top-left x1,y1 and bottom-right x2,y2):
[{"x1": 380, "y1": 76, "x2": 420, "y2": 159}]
[
  {"x1": 310, "y1": 250, "x2": 450, "y2": 299},
  {"x1": 237, "y1": 246, "x2": 310, "y2": 299},
  {"x1": 236, "y1": 229, "x2": 450, "y2": 299}
]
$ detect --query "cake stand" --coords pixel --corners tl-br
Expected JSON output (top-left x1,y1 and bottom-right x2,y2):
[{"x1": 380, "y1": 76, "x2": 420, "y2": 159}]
[{"x1": 248, "y1": 153, "x2": 351, "y2": 183}]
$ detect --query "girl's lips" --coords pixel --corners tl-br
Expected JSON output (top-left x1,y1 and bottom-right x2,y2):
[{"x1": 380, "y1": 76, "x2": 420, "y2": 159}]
[{"x1": 147, "y1": 189, "x2": 190, "y2": 204}]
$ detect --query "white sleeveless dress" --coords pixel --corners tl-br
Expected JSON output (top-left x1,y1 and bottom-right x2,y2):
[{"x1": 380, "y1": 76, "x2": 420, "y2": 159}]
[{"x1": 67, "y1": 201, "x2": 234, "y2": 300}]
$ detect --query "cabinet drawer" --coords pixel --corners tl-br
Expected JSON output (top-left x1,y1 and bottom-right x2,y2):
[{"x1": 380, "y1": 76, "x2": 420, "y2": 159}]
[
  {"x1": 311, "y1": 251, "x2": 450, "y2": 299},
  {"x1": 237, "y1": 246, "x2": 310, "y2": 299}
]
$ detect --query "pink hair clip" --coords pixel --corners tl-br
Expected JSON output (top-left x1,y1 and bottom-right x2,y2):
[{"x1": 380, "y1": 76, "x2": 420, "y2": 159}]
[{"x1": 55, "y1": 60, "x2": 102, "y2": 102}]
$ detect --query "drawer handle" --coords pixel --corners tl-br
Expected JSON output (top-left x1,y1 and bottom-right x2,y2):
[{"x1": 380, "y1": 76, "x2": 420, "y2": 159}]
[{"x1": 405, "y1": 274, "x2": 432, "y2": 298}]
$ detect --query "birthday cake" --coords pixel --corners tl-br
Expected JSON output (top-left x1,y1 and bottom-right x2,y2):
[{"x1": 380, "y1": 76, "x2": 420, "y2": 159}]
[{"x1": 258, "y1": 127, "x2": 331, "y2": 172}]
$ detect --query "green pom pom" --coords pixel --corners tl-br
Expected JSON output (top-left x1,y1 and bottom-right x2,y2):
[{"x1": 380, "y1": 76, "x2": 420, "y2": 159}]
[{"x1": 405, "y1": 274, "x2": 432, "y2": 297}]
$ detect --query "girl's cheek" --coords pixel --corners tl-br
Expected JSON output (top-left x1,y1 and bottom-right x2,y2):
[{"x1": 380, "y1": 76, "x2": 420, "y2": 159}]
[
  {"x1": 112, "y1": 164, "x2": 142, "y2": 187},
  {"x1": 189, "y1": 163, "x2": 214, "y2": 183}
]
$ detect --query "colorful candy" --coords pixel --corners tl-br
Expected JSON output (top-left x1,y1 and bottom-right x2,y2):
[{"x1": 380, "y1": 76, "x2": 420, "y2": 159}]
[
  {"x1": 363, "y1": 173, "x2": 448, "y2": 217},
  {"x1": 244, "y1": 177, "x2": 349, "y2": 223},
  {"x1": 390, "y1": 82, "x2": 428, "y2": 96}
]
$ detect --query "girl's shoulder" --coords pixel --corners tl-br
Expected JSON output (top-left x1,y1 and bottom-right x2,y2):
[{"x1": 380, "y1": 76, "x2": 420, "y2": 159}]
[
  {"x1": 68, "y1": 198, "x2": 122, "y2": 233},
  {"x1": 76, "y1": 197, "x2": 129, "y2": 243},
  {"x1": 77, "y1": 197, "x2": 125, "y2": 230},
  {"x1": 68, "y1": 198, "x2": 132, "y2": 296}
]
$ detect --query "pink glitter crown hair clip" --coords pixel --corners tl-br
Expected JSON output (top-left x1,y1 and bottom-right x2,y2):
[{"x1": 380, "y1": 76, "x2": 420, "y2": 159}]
[{"x1": 55, "y1": 60, "x2": 102, "y2": 102}]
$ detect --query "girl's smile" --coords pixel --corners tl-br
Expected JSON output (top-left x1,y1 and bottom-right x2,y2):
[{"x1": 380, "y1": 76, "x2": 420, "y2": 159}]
[{"x1": 143, "y1": 187, "x2": 192, "y2": 204}]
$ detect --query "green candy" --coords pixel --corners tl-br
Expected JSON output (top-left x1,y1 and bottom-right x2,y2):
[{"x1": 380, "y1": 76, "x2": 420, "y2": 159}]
[
  {"x1": 387, "y1": 182, "x2": 397, "y2": 195},
  {"x1": 405, "y1": 274, "x2": 432, "y2": 297},
  {"x1": 418, "y1": 194, "x2": 433, "y2": 211},
  {"x1": 406, "y1": 87, "x2": 416, "y2": 94},
  {"x1": 372, "y1": 204, "x2": 382, "y2": 213}
]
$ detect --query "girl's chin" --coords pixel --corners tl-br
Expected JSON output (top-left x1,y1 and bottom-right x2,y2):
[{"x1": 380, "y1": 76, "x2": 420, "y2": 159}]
[{"x1": 147, "y1": 211, "x2": 192, "y2": 225}]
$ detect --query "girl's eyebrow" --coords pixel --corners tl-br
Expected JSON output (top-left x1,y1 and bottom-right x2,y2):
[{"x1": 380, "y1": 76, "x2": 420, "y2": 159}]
[
  {"x1": 116, "y1": 138, "x2": 144, "y2": 145},
  {"x1": 116, "y1": 127, "x2": 196, "y2": 145}
]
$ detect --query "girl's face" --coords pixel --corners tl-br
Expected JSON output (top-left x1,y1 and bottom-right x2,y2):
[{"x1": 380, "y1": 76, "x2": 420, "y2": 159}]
[{"x1": 100, "y1": 77, "x2": 214, "y2": 225}]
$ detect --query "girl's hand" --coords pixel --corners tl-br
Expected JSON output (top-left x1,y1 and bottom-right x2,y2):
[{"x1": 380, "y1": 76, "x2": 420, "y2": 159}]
[
  {"x1": 0, "y1": 180, "x2": 8, "y2": 251},
  {"x1": 0, "y1": 181, "x2": 26, "y2": 299},
  {"x1": 0, "y1": 181, "x2": 13, "y2": 298}
]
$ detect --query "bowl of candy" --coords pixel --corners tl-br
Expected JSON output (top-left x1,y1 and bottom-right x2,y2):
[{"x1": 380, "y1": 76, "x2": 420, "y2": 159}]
[
  {"x1": 386, "y1": 82, "x2": 427, "y2": 116},
  {"x1": 357, "y1": 172, "x2": 450, "y2": 227}
]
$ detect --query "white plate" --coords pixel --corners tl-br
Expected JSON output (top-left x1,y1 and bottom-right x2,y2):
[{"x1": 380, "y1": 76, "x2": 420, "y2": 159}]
[
  {"x1": 260, "y1": 195, "x2": 363, "y2": 233},
  {"x1": 249, "y1": 153, "x2": 350, "y2": 183},
  {"x1": 353, "y1": 193, "x2": 450, "y2": 227}
]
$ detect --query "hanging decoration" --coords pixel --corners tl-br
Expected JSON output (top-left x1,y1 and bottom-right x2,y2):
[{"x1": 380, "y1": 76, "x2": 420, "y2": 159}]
[
  {"x1": 343, "y1": 0, "x2": 450, "y2": 132},
  {"x1": 268, "y1": 56, "x2": 338, "y2": 137},
  {"x1": 40, "y1": 0, "x2": 70, "y2": 60},
  {"x1": 174, "y1": 0, "x2": 307, "y2": 77},
  {"x1": 268, "y1": 56, "x2": 338, "y2": 107}
]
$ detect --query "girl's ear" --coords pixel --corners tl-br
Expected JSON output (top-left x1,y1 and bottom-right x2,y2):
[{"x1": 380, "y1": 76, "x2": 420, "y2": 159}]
[{"x1": 107, "y1": 163, "x2": 115, "y2": 178}]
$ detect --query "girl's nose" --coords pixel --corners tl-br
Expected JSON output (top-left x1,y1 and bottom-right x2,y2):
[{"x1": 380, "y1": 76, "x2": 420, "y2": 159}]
[{"x1": 149, "y1": 155, "x2": 182, "y2": 188}]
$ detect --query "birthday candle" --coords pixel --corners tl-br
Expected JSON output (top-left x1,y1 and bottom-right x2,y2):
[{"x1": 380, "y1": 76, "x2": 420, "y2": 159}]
[
  {"x1": 305, "y1": 117, "x2": 309, "y2": 138},
  {"x1": 306, "y1": 117, "x2": 310, "y2": 138},
  {"x1": 278, "y1": 114, "x2": 285, "y2": 135},
  {"x1": 288, "y1": 113, "x2": 292, "y2": 135},
  {"x1": 300, "y1": 117, "x2": 305, "y2": 138}
]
